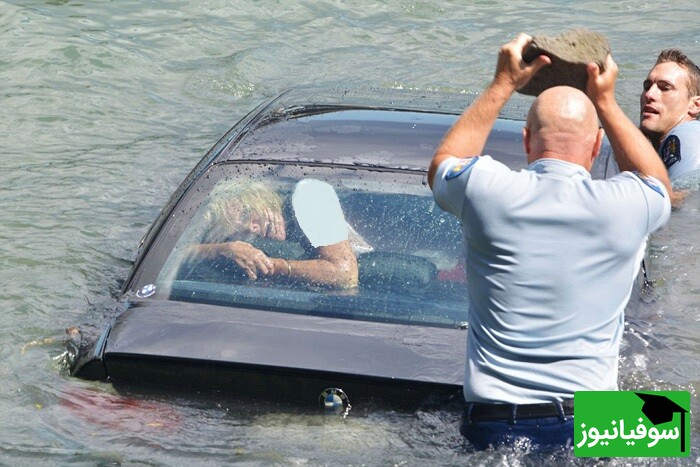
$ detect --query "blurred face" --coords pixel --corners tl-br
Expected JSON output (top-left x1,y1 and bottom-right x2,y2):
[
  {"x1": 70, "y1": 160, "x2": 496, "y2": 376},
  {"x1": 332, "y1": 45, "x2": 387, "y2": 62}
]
[
  {"x1": 224, "y1": 204, "x2": 286, "y2": 241},
  {"x1": 640, "y1": 61, "x2": 696, "y2": 142}
]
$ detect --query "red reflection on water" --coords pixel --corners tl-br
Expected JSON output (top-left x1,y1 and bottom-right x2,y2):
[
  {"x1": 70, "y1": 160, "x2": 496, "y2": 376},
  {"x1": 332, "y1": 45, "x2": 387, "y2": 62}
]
[{"x1": 59, "y1": 386, "x2": 182, "y2": 432}]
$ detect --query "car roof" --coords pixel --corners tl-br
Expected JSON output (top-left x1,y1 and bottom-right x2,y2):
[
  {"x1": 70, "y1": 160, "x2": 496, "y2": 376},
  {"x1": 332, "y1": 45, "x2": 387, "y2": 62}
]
[{"x1": 209, "y1": 88, "x2": 532, "y2": 171}]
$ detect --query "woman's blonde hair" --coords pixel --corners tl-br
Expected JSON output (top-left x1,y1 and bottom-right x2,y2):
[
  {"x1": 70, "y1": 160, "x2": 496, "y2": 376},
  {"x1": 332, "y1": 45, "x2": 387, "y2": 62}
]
[{"x1": 202, "y1": 180, "x2": 283, "y2": 241}]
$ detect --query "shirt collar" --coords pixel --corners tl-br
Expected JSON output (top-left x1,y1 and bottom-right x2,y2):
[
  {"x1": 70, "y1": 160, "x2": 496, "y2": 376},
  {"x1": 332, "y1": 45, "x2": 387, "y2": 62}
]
[{"x1": 526, "y1": 158, "x2": 591, "y2": 179}]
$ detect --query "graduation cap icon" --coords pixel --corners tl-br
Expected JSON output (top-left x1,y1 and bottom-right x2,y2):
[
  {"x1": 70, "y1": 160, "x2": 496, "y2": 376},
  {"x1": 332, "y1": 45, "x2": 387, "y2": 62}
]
[{"x1": 636, "y1": 392, "x2": 688, "y2": 453}]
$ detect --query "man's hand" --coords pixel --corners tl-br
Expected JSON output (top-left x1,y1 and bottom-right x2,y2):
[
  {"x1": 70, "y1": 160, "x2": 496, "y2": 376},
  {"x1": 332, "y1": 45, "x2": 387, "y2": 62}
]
[
  {"x1": 671, "y1": 189, "x2": 688, "y2": 209},
  {"x1": 429, "y1": 33, "x2": 550, "y2": 189},
  {"x1": 493, "y1": 33, "x2": 551, "y2": 93},
  {"x1": 585, "y1": 54, "x2": 618, "y2": 109}
]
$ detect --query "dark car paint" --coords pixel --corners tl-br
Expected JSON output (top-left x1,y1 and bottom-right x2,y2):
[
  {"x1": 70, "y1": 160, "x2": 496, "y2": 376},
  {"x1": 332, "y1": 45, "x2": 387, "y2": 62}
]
[{"x1": 72, "y1": 90, "x2": 609, "y2": 408}]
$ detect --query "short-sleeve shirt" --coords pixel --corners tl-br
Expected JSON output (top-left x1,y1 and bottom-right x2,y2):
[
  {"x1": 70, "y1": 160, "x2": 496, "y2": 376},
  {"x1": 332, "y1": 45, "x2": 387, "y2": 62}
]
[
  {"x1": 433, "y1": 156, "x2": 671, "y2": 404},
  {"x1": 660, "y1": 119, "x2": 700, "y2": 181}
]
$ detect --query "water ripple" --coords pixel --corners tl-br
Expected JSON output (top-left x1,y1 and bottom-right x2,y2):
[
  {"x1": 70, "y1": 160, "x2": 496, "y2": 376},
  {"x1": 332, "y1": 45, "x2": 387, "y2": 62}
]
[{"x1": 2, "y1": 0, "x2": 700, "y2": 464}]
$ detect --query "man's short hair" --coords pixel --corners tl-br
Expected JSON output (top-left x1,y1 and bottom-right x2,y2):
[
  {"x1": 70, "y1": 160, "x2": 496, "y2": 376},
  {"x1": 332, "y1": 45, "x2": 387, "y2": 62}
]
[{"x1": 655, "y1": 48, "x2": 700, "y2": 97}]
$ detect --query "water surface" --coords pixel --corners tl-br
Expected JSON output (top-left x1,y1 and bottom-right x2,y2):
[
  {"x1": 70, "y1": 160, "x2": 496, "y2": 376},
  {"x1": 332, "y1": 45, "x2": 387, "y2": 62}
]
[{"x1": 2, "y1": 0, "x2": 699, "y2": 464}]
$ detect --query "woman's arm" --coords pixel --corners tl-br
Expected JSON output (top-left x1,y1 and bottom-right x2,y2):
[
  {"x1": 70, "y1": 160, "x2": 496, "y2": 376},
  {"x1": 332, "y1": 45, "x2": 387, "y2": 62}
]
[
  {"x1": 189, "y1": 239, "x2": 358, "y2": 289},
  {"x1": 188, "y1": 241, "x2": 273, "y2": 281},
  {"x1": 271, "y1": 239, "x2": 358, "y2": 289}
]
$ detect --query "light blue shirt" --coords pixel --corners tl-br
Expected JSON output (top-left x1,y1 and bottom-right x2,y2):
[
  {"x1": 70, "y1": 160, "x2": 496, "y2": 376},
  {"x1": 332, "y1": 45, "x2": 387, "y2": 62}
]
[
  {"x1": 434, "y1": 156, "x2": 670, "y2": 403},
  {"x1": 660, "y1": 119, "x2": 700, "y2": 181}
]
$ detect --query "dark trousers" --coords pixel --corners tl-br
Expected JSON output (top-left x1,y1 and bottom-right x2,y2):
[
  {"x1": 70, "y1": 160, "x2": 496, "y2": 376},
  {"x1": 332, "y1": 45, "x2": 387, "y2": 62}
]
[{"x1": 460, "y1": 400, "x2": 574, "y2": 450}]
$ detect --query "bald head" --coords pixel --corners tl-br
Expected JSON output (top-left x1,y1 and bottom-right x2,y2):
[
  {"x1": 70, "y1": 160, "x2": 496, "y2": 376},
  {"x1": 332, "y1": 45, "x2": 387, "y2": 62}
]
[{"x1": 524, "y1": 86, "x2": 603, "y2": 169}]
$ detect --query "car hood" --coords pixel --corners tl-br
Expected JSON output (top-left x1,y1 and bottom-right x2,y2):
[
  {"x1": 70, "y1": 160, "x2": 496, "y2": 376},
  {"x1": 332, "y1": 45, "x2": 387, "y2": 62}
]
[{"x1": 102, "y1": 299, "x2": 466, "y2": 388}]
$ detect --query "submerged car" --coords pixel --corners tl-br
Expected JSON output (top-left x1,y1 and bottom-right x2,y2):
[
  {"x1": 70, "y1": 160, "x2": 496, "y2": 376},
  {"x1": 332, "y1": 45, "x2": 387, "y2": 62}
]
[{"x1": 69, "y1": 89, "x2": 619, "y2": 409}]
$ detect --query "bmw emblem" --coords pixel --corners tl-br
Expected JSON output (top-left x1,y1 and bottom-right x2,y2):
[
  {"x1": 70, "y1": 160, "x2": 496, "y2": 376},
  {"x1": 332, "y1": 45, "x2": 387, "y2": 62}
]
[
  {"x1": 319, "y1": 388, "x2": 351, "y2": 416},
  {"x1": 136, "y1": 284, "x2": 156, "y2": 298}
]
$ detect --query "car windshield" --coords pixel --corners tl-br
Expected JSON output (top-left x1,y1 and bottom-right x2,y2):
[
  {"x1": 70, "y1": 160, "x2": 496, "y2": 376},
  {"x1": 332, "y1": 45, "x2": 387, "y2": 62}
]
[{"x1": 147, "y1": 162, "x2": 469, "y2": 328}]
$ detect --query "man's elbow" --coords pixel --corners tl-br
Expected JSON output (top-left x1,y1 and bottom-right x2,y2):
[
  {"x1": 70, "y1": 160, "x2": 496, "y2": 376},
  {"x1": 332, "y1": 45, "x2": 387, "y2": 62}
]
[
  {"x1": 427, "y1": 164, "x2": 437, "y2": 190},
  {"x1": 428, "y1": 152, "x2": 450, "y2": 190}
]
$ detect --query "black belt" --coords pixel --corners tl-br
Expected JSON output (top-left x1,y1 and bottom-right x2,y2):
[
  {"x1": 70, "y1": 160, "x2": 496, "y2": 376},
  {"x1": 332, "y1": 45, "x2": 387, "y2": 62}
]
[{"x1": 464, "y1": 399, "x2": 574, "y2": 422}]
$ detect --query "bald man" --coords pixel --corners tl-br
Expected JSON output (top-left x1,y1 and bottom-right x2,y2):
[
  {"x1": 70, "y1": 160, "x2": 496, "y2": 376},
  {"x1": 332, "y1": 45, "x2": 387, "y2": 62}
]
[{"x1": 428, "y1": 34, "x2": 671, "y2": 450}]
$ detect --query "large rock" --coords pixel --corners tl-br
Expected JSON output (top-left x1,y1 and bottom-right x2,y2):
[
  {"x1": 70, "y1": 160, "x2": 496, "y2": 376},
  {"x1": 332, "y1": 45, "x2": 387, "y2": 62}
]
[{"x1": 518, "y1": 29, "x2": 611, "y2": 96}]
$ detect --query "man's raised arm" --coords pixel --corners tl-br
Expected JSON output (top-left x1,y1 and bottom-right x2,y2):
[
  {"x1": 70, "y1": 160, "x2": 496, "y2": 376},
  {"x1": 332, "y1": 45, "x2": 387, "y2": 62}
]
[
  {"x1": 428, "y1": 34, "x2": 550, "y2": 189},
  {"x1": 586, "y1": 56, "x2": 673, "y2": 198}
]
